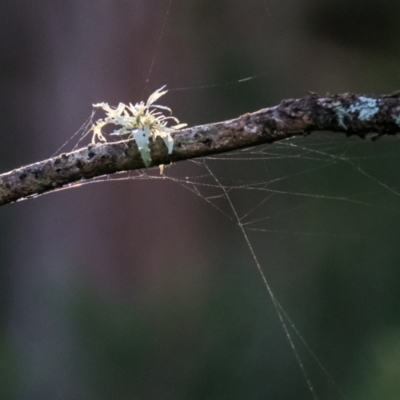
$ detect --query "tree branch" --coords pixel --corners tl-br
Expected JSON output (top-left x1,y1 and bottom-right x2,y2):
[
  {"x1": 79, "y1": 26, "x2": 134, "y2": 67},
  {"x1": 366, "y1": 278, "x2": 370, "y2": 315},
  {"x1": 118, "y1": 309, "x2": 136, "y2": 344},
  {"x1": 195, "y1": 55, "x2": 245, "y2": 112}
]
[{"x1": 1, "y1": 92, "x2": 400, "y2": 207}]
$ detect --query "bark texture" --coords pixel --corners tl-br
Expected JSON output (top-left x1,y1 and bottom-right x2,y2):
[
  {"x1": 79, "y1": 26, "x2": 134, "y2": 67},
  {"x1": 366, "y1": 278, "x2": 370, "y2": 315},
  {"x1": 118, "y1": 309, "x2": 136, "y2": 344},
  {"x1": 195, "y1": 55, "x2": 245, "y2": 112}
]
[{"x1": 1, "y1": 92, "x2": 400, "y2": 207}]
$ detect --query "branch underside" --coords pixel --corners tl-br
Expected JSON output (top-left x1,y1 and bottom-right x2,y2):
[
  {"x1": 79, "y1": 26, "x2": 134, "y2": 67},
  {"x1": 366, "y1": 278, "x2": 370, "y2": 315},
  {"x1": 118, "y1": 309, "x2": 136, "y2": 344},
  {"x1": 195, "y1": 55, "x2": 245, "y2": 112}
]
[{"x1": 1, "y1": 92, "x2": 400, "y2": 207}]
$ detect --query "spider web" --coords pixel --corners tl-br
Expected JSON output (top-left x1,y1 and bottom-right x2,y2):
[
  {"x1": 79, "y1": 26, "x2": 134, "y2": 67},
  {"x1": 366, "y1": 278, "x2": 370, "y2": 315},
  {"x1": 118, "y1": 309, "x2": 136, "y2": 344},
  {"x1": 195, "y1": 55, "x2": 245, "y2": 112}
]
[
  {"x1": 50, "y1": 123, "x2": 400, "y2": 398},
  {"x1": 44, "y1": 1, "x2": 400, "y2": 398}
]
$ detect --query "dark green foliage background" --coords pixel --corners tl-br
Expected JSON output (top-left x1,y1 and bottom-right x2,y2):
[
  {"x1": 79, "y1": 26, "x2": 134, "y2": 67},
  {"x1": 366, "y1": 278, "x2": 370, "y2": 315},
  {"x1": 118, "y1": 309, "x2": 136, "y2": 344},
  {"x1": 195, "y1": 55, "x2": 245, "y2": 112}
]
[{"x1": 0, "y1": 0, "x2": 400, "y2": 399}]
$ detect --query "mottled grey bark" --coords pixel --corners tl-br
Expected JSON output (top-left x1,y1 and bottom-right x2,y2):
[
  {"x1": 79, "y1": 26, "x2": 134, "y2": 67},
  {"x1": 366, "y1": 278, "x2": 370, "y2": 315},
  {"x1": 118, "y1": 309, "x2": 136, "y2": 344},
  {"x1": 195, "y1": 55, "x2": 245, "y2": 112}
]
[{"x1": 1, "y1": 91, "x2": 400, "y2": 207}]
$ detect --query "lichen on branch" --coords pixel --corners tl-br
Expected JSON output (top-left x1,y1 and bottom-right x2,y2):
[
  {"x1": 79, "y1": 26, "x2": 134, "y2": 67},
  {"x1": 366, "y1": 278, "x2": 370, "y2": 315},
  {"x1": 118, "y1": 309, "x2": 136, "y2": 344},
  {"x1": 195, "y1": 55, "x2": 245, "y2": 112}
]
[
  {"x1": 92, "y1": 86, "x2": 186, "y2": 166},
  {"x1": 1, "y1": 91, "x2": 400, "y2": 207}
]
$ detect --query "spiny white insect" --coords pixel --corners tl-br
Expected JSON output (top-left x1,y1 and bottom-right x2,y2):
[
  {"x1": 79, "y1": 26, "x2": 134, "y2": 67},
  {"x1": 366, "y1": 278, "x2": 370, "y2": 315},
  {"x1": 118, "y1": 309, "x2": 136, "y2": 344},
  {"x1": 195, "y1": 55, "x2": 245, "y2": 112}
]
[{"x1": 91, "y1": 86, "x2": 187, "y2": 167}]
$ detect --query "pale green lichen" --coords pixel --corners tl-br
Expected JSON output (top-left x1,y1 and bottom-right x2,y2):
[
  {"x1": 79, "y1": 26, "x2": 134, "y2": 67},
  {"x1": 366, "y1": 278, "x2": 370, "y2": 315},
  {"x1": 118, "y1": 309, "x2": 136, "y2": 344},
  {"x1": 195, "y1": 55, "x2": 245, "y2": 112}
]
[
  {"x1": 394, "y1": 115, "x2": 400, "y2": 127},
  {"x1": 91, "y1": 86, "x2": 187, "y2": 167},
  {"x1": 348, "y1": 96, "x2": 379, "y2": 121},
  {"x1": 334, "y1": 105, "x2": 350, "y2": 129}
]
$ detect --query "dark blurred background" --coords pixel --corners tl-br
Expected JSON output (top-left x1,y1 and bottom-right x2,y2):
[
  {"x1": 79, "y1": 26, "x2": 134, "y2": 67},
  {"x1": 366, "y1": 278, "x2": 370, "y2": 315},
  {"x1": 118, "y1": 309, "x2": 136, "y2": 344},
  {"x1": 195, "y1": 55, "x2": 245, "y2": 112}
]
[{"x1": 1, "y1": 0, "x2": 400, "y2": 399}]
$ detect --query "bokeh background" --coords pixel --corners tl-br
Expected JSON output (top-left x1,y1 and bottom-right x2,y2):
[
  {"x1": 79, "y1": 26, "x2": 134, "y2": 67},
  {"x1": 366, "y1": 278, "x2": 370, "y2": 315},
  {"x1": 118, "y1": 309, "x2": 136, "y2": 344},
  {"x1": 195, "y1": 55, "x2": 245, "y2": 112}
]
[{"x1": 1, "y1": 0, "x2": 400, "y2": 399}]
